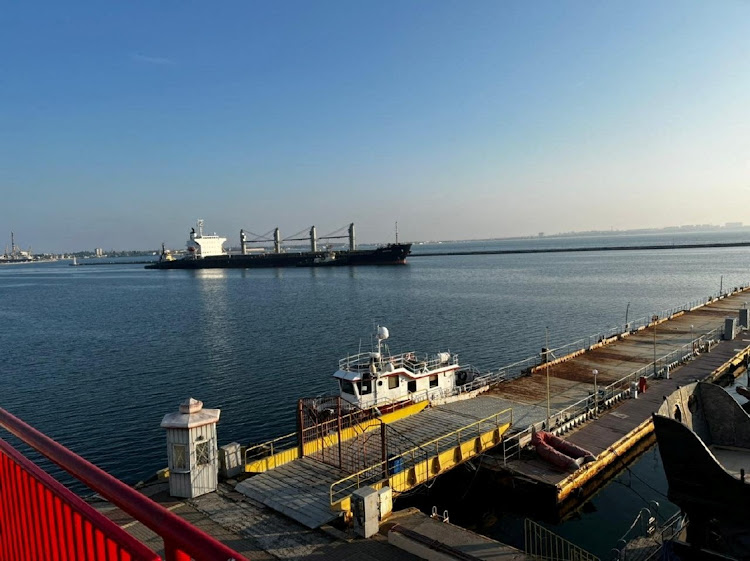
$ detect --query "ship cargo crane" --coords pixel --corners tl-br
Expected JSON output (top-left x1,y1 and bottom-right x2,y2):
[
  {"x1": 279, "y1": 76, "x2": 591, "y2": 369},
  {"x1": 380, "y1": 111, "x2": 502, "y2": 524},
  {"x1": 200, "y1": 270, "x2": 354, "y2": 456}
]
[{"x1": 240, "y1": 224, "x2": 356, "y2": 255}]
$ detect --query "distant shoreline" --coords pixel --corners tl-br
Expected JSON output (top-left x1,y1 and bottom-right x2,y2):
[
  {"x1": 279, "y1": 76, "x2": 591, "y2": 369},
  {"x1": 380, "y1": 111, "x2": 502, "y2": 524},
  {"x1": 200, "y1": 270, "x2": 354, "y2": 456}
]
[{"x1": 410, "y1": 240, "x2": 750, "y2": 257}]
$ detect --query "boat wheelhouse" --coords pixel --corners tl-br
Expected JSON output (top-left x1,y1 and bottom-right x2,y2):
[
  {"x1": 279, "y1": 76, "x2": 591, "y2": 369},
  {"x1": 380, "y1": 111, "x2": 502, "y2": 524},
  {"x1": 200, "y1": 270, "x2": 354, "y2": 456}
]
[{"x1": 333, "y1": 326, "x2": 476, "y2": 409}]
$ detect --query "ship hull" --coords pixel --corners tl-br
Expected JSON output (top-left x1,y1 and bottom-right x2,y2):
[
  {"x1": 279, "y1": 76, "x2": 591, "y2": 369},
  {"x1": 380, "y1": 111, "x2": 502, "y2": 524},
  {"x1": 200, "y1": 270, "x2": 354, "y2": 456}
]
[{"x1": 145, "y1": 243, "x2": 412, "y2": 270}]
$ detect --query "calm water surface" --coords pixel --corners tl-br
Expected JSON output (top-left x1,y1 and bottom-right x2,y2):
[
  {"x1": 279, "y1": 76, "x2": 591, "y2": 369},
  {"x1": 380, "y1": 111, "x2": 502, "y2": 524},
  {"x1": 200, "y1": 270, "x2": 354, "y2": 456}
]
[{"x1": 3, "y1": 232, "x2": 750, "y2": 558}]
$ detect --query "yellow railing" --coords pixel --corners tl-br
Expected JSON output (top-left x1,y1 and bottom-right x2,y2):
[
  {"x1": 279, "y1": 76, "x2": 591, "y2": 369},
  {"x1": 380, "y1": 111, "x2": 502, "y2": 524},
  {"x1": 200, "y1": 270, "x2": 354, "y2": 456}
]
[
  {"x1": 244, "y1": 401, "x2": 430, "y2": 473},
  {"x1": 244, "y1": 431, "x2": 299, "y2": 473},
  {"x1": 329, "y1": 407, "x2": 513, "y2": 511}
]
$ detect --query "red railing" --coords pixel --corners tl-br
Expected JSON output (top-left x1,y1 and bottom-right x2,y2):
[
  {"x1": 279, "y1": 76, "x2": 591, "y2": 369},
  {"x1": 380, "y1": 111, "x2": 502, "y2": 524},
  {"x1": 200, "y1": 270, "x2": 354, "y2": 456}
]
[
  {"x1": 0, "y1": 407, "x2": 249, "y2": 561},
  {"x1": 0, "y1": 439, "x2": 159, "y2": 561}
]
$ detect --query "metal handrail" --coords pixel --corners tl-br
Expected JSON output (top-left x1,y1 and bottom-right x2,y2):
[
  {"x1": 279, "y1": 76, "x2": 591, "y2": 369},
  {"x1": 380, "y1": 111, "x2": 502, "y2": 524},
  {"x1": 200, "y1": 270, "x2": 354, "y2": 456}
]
[
  {"x1": 524, "y1": 518, "x2": 599, "y2": 561},
  {"x1": 0, "y1": 407, "x2": 249, "y2": 561},
  {"x1": 338, "y1": 350, "x2": 458, "y2": 373},
  {"x1": 243, "y1": 430, "x2": 297, "y2": 466},
  {"x1": 543, "y1": 286, "x2": 745, "y2": 363},
  {"x1": 500, "y1": 328, "x2": 725, "y2": 464},
  {"x1": 330, "y1": 407, "x2": 512, "y2": 505}
]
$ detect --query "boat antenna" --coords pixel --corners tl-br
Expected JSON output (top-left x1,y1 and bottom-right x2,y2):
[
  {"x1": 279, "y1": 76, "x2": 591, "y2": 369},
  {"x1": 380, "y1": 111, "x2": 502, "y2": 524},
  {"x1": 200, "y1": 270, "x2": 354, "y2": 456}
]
[{"x1": 395, "y1": 221, "x2": 399, "y2": 243}]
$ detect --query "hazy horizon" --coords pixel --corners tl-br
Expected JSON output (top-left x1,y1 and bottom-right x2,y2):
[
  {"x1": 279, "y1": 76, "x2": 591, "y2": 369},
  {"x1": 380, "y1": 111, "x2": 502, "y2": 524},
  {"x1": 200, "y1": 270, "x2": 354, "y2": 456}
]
[
  {"x1": 5, "y1": 222, "x2": 750, "y2": 255},
  {"x1": 3, "y1": 2, "x2": 750, "y2": 253}
]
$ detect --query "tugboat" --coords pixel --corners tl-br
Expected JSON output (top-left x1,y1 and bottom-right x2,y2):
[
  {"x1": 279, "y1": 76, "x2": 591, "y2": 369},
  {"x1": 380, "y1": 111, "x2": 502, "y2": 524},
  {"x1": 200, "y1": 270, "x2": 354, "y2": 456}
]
[{"x1": 333, "y1": 326, "x2": 479, "y2": 410}]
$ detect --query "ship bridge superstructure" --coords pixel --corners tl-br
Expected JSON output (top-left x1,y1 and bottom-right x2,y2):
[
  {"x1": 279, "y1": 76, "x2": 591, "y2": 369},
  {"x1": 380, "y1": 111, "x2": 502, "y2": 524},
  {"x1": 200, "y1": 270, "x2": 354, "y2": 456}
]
[{"x1": 186, "y1": 219, "x2": 227, "y2": 258}]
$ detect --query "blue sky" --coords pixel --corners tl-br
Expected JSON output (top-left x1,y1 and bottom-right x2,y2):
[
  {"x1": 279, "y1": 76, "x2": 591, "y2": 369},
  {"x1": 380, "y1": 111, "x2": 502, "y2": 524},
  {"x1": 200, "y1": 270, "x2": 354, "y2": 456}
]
[{"x1": 2, "y1": 1, "x2": 749, "y2": 251}]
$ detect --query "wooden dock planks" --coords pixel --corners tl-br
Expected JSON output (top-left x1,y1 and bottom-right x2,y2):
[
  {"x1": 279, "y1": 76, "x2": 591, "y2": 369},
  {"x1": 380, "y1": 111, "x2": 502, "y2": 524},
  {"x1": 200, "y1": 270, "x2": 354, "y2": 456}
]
[{"x1": 237, "y1": 457, "x2": 349, "y2": 529}]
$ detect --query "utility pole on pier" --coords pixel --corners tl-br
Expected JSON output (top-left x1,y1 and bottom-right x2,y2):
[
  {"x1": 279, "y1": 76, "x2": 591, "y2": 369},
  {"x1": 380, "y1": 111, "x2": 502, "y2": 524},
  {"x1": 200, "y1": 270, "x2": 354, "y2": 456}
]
[
  {"x1": 545, "y1": 327, "x2": 550, "y2": 430},
  {"x1": 592, "y1": 369, "x2": 598, "y2": 414},
  {"x1": 652, "y1": 315, "x2": 659, "y2": 376}
]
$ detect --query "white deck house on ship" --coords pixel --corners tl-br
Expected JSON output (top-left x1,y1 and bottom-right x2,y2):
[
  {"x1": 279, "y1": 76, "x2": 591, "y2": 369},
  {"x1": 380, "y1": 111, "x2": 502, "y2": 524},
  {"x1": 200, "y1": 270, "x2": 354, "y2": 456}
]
[
  {"x1": 186, "y1": 220, "x2": 227, "y2": 258},
  {"x1": 333, "y1": 327, "x2": 470, "y2": 409}
]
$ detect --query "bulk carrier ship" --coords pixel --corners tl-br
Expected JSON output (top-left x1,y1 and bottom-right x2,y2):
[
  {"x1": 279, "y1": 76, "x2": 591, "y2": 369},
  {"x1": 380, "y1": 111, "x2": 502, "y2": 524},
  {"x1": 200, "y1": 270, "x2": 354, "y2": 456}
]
[{"x1": 145, "y1": 220, "x2": 411, "y2": 270}]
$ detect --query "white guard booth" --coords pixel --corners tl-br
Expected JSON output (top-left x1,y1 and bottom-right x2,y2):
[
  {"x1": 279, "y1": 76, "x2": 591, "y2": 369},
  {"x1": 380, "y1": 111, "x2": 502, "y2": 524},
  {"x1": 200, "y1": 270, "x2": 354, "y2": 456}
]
[{"x1": 161, "y1": 397, "x2": 221, "y2": 498}]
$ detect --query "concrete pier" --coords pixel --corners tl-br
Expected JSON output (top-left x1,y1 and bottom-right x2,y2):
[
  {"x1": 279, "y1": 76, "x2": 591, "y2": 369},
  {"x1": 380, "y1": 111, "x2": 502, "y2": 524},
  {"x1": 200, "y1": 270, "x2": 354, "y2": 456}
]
[
  {"x1": 92, "y1": 482, "x2": 531, "y2": 560},
  {"x1": 483, "y1": 286, "x2": 750, "y2": 513}
]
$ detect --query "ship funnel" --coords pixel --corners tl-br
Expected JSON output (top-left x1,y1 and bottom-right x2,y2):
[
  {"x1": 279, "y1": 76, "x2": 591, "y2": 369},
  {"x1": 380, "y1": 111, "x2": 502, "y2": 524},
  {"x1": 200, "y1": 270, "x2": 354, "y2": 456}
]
[{"x1": 377, "y1": 326, "x2": 390, "y2": 341}]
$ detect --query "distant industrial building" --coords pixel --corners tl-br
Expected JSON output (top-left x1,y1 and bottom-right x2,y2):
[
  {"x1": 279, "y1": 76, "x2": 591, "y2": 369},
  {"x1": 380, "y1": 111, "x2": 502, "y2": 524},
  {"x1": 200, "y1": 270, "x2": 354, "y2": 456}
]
[{"x1": 95, "y1": 248, "x2": 104, "y2": 257}]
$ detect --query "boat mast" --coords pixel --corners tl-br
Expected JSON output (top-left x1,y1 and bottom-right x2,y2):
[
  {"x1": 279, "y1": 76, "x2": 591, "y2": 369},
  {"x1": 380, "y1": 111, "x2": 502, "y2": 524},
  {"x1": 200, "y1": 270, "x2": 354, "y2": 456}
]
[
  {"x1": 395, "y1": 222, "x2": 399, "y2": 244},
  {"x1": 349, "y1": 223, "x2": 355, "y2": 251}
]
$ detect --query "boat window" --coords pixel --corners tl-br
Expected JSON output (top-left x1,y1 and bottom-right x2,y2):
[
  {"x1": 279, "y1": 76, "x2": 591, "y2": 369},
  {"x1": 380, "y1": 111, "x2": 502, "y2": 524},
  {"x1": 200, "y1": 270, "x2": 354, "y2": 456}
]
[
  {"x1": 429, "y1": 375, "x2": 438, "y2": 388},
  {"x1": 407, "y1": 380, "x2": 417, "y2": 393},
  {"x1": 359, "y1": 380, "x2": 372, "y2": 395},
  {"x1": 340, "y1": 380, "x2": 356, "y2": 395},
  {"x1": 172, "y1": 444, "x2": 187, "y2": 470},
  {"x1": 388, "y1": 376, "x2": 399, "y2": 390}
]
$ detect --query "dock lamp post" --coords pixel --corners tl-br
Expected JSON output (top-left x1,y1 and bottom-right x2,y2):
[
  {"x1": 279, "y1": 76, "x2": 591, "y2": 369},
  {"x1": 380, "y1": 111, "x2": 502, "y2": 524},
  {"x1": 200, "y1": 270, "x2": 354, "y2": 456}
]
[
  {"x1": 592, "y1": 369, "x2": 599, "y2": 414},
  {"x1": 545, "y1": 327, "x2": 550, "y2": 431},
  {"x1": 652, "y1": 315, "x2": 659, "y2": 376},
  {"x1": 690, "y1": 324, "x2": 694, "y2": 355}
]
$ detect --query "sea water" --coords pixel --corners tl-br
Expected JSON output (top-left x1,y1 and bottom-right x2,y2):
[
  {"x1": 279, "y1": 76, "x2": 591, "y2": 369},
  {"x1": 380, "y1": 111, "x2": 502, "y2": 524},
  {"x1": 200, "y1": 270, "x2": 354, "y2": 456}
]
[{"x1": 2, "y1": 230, "x2": 750, "y2": 557}]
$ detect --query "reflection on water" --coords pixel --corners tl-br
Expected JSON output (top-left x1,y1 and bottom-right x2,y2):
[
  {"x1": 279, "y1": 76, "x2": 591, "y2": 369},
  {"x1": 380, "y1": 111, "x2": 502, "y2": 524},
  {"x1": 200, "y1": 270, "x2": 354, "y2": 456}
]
[
  {"x1": 195, "y1": 270, "x2": 233, "y2": 389},
  {"x1": 194, "y1": 269, "x2": 228, "y2": 280}
]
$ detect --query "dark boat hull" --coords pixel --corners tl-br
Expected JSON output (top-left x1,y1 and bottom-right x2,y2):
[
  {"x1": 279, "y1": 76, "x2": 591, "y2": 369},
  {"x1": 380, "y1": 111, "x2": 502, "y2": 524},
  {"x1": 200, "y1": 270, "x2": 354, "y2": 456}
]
[
  {"x1": 145, "y1": 243, "x2": 412, "y2": 270},
  {"x1": 653, "y1": 414, "x2": 750, "y2": 517},
  {"x1": 654, "y1": 383, "x2": 750, "y2": 558}
]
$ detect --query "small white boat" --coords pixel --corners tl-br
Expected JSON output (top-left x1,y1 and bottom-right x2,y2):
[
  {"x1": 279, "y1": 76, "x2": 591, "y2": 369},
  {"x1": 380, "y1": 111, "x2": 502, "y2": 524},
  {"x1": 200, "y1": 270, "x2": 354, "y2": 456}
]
[{"x1": 333, "y1": 326, "x2": 478, "y2": 410}]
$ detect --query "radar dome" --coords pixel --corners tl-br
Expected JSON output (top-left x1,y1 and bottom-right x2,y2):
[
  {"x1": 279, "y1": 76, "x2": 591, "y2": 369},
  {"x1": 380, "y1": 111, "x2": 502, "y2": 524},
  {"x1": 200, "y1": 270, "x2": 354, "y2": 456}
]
[{"x1": 377, "y1": 326, "x2": 390, "y2": 340}]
